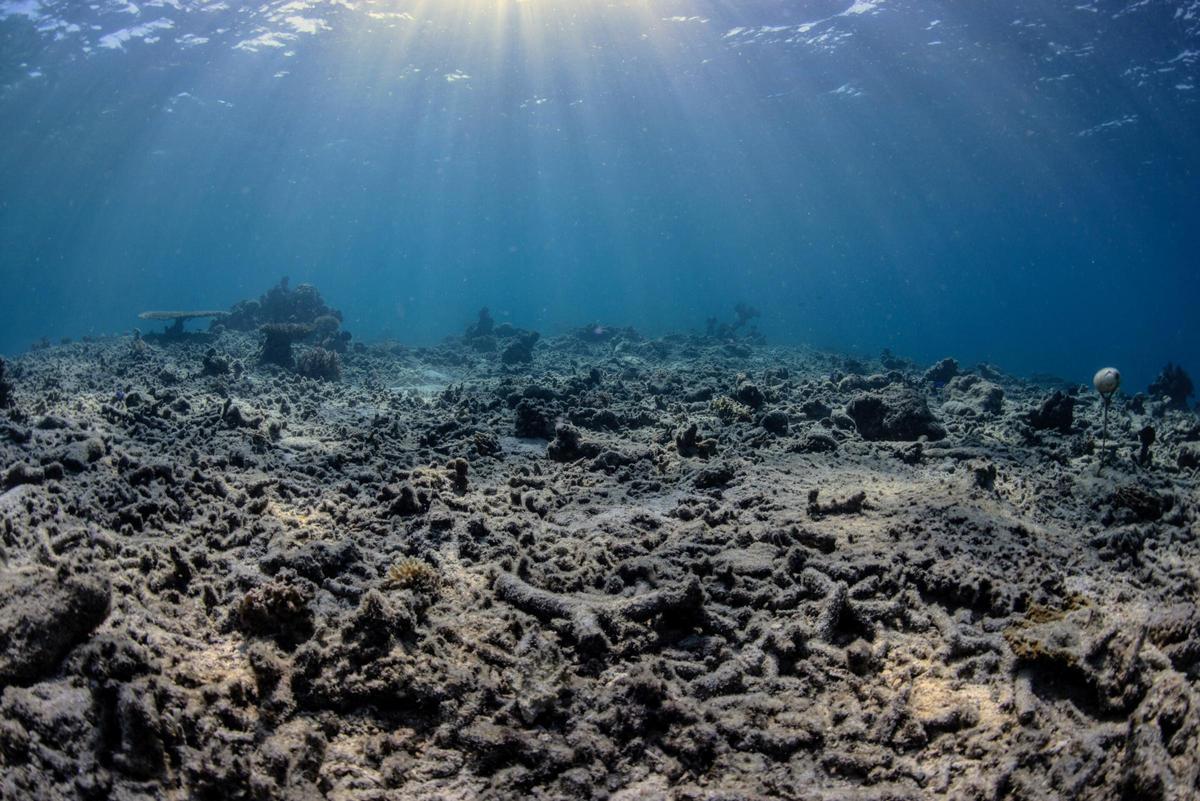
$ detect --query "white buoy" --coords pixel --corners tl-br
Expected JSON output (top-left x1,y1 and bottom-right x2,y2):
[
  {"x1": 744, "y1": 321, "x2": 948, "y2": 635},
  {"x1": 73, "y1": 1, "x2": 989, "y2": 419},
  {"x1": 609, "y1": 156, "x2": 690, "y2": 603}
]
[
  {"x1": 1093, "y1": 367, "x2": 1121, "y2": 466},
  {"x1": 1093, "y1": 367, "x2": 1121, "y2": 396}
]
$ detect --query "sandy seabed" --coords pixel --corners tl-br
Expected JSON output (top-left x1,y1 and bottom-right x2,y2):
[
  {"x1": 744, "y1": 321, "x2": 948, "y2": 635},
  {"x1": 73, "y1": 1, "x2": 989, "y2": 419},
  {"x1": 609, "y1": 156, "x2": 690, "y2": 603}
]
[{"x1": 0, "y1": 316, "x2": 1197, "y2": 801}]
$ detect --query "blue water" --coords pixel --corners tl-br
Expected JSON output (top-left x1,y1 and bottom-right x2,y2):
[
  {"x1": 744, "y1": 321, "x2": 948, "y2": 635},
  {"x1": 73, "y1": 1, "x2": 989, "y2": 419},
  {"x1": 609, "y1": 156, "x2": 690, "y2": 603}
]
[{"x1": 1, "y1": 0, "x2": 1198, "y2": 392}]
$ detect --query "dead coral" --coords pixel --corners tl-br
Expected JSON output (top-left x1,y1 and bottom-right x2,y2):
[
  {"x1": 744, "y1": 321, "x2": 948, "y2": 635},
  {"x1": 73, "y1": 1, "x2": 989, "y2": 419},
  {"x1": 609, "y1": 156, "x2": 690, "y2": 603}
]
[
  {"x1": 807, "y1": 488, "x2": 867, "y2": 519},
  {"x1": 226, "y1": 277, "x2": 343, "y2": 331},
  {"x1": 137, "y1": 310, "x2": 229, "y2": 339},
  {"x1": 295, "y1": 347, "x2": 341, "y2": 381},
  {"x1": 500, "y1": 330, "x2": 540, "y2": 365},
  {"x1": 712, "y1": 395, "x2": 753, "y2": 423},
  {"x1": 0, "y1": 356, "x2": 13, "y2": 410},
  {"x1": 675, "y1": 422, "x2": 717, "y2": 458},
  {"x1": 384, "y1": 558, "x2": 442, "y2": 597},
  {"x1": 494, "y1": 572, "x2": 703, "y2": 655},
  {"x1": 236, "y1": 577, "x2": 315, "y2": 647},
  {"x1": 1148, "y1": 362, "x2": 1194, "y2": 410},
  {"x1": 705, "y1": 302, "x2": 761, "y2": 339},
  {"x1": 1028, "y1": 390, "x2": 1075, "y2": 433},
  {"x1": 259, "y1": 323, "x2": 313, "y2": 369}
]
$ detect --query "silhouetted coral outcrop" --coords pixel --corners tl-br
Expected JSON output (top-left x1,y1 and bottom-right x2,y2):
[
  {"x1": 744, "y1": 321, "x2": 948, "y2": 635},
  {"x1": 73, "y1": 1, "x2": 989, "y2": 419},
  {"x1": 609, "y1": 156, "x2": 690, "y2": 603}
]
[
  {"x1": 137, "y1": 310, "x2": 229, "y2": 339},
  {"x1": 260, "y1": 323, "x2": 314, "y2": 369},
  {"x1": 705, "y1": 302, "x2": 761, "y2": 340},
  {"x1": 0, "y1": 357, "x2": 13, "y2": 410},
  {"x1": 501, "y1": 331, "x2": 540, "y2": 365},
  {"x1": 225, "y1": 277, "x2": 343, "y2": 330},
  {"x1": 1028, "y1": 390, "x2": 1075, "y2": 433},
  {"x1": 1148, "y1": 362, "x2": 1194, "y2": 410},
  {"x1": 465, "y1": 307, "x2": 495, "y2": 339}
]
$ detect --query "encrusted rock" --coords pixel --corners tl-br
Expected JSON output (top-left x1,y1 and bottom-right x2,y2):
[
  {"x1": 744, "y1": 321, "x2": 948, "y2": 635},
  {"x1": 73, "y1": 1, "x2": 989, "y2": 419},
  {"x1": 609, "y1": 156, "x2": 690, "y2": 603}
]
[
  {"x1": 1028, "y1": 391, "x2": 1075, "y2": 433},
  {"x1": 845, "y1": 387, "x2": 946, "y2": 441},
  {"x1": 0, "y1": 564, "x2": 111, "y2": 686}
]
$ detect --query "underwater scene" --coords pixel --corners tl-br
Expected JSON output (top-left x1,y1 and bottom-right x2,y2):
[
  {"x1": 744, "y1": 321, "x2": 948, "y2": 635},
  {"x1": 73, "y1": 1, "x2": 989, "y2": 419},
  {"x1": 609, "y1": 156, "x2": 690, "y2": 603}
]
[{"x1": 1, "y1": 1, "x2": 1199, "y2": 799}]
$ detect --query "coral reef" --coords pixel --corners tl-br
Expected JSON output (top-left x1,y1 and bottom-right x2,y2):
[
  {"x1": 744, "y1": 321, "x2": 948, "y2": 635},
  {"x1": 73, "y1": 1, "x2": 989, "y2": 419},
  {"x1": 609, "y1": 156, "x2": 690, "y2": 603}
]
[{"x1": 0, "y1": 327, "x2": 1197, "y2": 800}]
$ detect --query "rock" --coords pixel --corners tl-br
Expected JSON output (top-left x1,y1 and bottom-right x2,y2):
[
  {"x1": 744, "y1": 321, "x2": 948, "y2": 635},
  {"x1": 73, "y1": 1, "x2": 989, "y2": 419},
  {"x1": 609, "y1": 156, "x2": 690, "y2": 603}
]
[
  {"x1": 845, "y1": 387, "x2": 946, "y2": 441},
  {"x1": 201, "y1": 348, "x2": 230, "y2": 376},
  {"x1": 1028, "y1": 391, "x2": 1074, "y2": 433},
  {"x1": 1177, "y1": 442, "x2": 1200, "y2": 470},
  {"x1": 1120, "y1": 673, "x2": 1200, "y2": 796},
  {"x1": 675, "y1": 423, "x2": 717, "y2": 458},
  {"x1": 1003, "y1": 605, "x2": 1148, "y2": 714},
  {"x1": 944, "y1": 375, "x2": 1004, "y2": 416},
  {"x1": 691, "y1": 662, "x2": 745, "y2": 699},
  {"x1": 588, "y1": 448, "x2": 650, "y2": 474},
  {"x1": 760, "y1": 409, "x2": 789, "y2": 435},
  {"x1": 260, "y1": 322, "x2": 314, "y2": 369},
  {"x1": 713, "y1": 543, "x2": 776, "y2": 577},
  {"x1": 3, "y1": 462, "x2": 45, "y2": 488},
  {"x1": 261, "y1": 540, "x2": 362, "y2": 583},
  {"x1": 114, "y1": 681, "x2": 167, "y2": 777},
  {"x1": 845, "y1": 639, "x2": 876, "y2": 675},
  {"x1": 1147, "y1": 362, "x2": 1194, "y2": 410},
  {"x1": 343, "y1": 589, "x2": 416, "y2": 656},
  {"x1": 501, "y1": 331, "x2": 540, "y2": 365},
  {"x1": 236, "y1": 577, "x2": 315, "y2": 646},
  {"x1": 384, "y1": 483, "x2": 428, "y2": 517},
  {"x1": 800, "y1": 399, "x2": 831, "y2": 420},
  {"x1": 223, "y1": 402, "x2": 261, "y2": 429},
  {"x1": 1137, "y1": 425, "x2": 1155, "y2": 466},
  {"x1": 448, "y1": 457, "x2": 469, "y2": 491},
  {"x1": 968, "y1": 459, "x2": 997, "y2": 491},
  {"x1": 514, "y1": 398, "x2": 555, "y2": 439},
  {"x1": 838, "y1": 374, "x2": 892, "y2": 393},
  {"x1": 1146, "y1": 604, "x2": 1200, "y2": 675},
  {"x1": 60, "y1": 438, "x2": 105, "y2": 472},
  {"x1": 0, "y1": 682, "x2": 100, "y2": 794},
  {"x1": 791, "y1": 431, "x2": 838, "y2": 453},
  {"x1": 735, "y1": 381, "x2": 765, "y2": 409},
  {"x1": 0, "y1": 357, "x2": 13, "y2": 410},
  {"x1": 0, "y1": 423, "x2": 31, "y2": 444},
  {"x1": 465, "y1": 307, "x2": 495, "y2": 339},
  {"x1": 695, "y1": 463, "x2": 736, "y2": 489},
  {"x1": 256, "y1": 719, "x2": 327, "y2": 794},
  {"x1": 0, "y1": 565, "x2": 111, "y2": 686},
  {"x1": 548, "y1": 423, "x2": 596, "y2": 462},
  {"x1": 924, "y1": 358, "x2": 958, "y2": 385}
]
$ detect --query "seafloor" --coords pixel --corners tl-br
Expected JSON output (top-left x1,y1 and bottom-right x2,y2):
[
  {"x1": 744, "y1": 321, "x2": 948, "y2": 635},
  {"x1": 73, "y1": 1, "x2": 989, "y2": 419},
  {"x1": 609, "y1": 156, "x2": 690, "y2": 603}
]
[{"x1": 0, "y1": 291, "x2": 1197, "y2": 801}]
